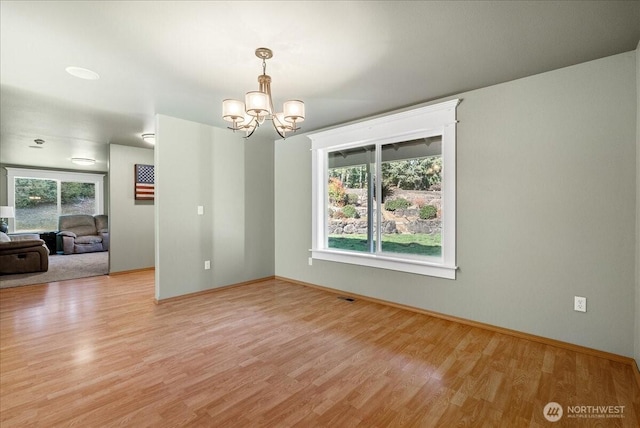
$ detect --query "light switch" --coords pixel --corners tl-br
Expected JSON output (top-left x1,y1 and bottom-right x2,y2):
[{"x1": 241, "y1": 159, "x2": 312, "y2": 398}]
[{"x1": 197, "y1": 206, "x2": 204, "y2": 215}]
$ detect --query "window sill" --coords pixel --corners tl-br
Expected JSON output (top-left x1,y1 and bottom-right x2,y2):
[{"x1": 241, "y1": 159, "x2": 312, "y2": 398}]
[{"x1": 310, "y1": 249, "x2": 457, "y2": 279}]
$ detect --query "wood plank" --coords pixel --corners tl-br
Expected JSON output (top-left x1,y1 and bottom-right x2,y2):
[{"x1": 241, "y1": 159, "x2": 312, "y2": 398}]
[
  {"x1": 279, "y1": 276, "x2": 638, "y2": 366},
  {"x1": 1, "y1": 272, "x2": 638, "y2": 426}
]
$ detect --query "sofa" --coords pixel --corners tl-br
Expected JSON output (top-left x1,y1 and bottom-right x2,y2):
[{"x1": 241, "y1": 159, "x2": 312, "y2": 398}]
[
  {"x1": 57, "y1": 214, "x2": 109, "y2": 255},
  {"x1": 0, "y1": 232, "x2": 49, "y2": 274}
]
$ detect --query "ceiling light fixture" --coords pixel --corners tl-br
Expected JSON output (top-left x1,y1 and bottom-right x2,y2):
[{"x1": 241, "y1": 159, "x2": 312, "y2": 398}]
[
  {"x1": 142, "y1": 133, "x2": 156, "y2": 145},
  {"x1": 71, "y1": 157, "x2": 96, "y2": 166},
  {"x1": 65, "y1": 66, "x2": 100, "y2": 80},
  {"x1": 222, "y1": 48, "x2": 305, "y2": 139}
]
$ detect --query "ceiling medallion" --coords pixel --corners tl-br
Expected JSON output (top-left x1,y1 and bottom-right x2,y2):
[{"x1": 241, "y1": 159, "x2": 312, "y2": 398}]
[
  {"x1": 222, "y1": 48, "x2": 305, "y2": 139},
  {"x1": 29, "y1": 138, "x2": 45, "y2": 149}
]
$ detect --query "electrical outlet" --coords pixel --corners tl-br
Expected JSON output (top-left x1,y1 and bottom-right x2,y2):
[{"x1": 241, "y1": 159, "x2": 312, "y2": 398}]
[
  {"x1": 204, "y1": 260, "x2": 211, "y2": 270},
  {"x1": 574, "y1": 296, "x2": 586, "y2": 312},
  {"x1": 197, "y1": 206, "x2": 204, "y2": 215},
  {"x1": 308, "y1": 257, "x2": 313, "y2": 266}
]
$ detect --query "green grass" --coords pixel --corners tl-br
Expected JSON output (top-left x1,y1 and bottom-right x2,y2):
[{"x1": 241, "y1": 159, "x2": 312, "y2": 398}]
[{"x1": 329, "y1": 233, "x2": 441, "y2": 257}]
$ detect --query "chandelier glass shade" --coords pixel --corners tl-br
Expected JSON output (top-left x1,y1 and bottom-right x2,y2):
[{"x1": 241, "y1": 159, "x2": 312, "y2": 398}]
[{"x1": 222, "y1": 48, "x2": 305, "y2": 139}]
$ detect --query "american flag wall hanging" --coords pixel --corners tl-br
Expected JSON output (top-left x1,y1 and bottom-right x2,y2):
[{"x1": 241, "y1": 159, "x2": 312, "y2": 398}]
[{"x1": 135, "y1": 164, "x2": 155, "y2": 200}]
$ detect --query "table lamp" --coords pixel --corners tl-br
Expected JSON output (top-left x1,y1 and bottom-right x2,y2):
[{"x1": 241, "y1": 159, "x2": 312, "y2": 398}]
[{"x1": 0, "y1": 206, "x2": 15, "y2": 233}]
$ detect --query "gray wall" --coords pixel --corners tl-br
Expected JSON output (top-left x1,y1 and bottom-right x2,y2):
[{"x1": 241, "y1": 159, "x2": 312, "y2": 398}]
[
  {"x1": 635, "y1": 41, "x2": 640, "y2": 368},
  {"x1": 0, "y1": 166, "x2": 7, "y2": 205},
  {"x1": 155, "y1": 114, "x2": 274, "y2": 300},
  {"x1": 108, "y1": 144, "x2": 155, "y2": 273},
  {"x1": 243, "y1": 132, "x2": 275, "y2": 280},
  {"x1": 275, "y1": 52, "x2": 637, "y2": 358}
]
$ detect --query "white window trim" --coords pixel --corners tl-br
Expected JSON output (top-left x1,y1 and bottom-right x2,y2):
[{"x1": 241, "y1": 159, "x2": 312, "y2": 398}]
[
  {"x1": 6, "y1": 167, "x2": 105, "y2": 233},
  {"x1": 309, "y1": 99, "x2": 460, "y2": 279}
]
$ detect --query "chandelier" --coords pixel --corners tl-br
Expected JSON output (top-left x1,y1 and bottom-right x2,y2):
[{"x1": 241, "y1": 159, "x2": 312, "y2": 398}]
[{"x1": 222, "y1": 48, "x2": 305, "y2": 139}]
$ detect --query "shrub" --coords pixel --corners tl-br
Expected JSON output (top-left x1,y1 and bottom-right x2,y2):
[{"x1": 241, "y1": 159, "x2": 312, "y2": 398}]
[
  {"x1": 333, "y1": 210, "x2": 345, "y2": 219},
  {"x1": 373, "y1": 180, "x2": 394, "y2": 202},
  {"x1": 384, "y1": 198, "x2": 410, "y2": 211},
  {"x1": 346, "y1": 193, "x2": 359, "y2": 205},
  {"x1": 328, "y1": 177, "x2": 346, "y2": 207},
  {"x1": 342, "y1": 205, "x2": 359, "y2": 218},
  {"x1": 381, "y1": 180, "x2": 394, "y2": 202},
  {"x1": 419, "y1": 205, "x2": 437, "y2": 219}
]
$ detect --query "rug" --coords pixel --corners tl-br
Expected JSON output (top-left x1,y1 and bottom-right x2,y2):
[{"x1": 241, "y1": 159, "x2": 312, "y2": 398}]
[{"x1": 0, "y1": 251, "x2": 109, "y2": 288}]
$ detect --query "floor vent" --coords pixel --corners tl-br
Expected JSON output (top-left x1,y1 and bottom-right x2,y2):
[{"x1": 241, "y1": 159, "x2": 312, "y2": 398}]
[{"x1": 337, "y1": 296, "x2": 356, "y2": 303}]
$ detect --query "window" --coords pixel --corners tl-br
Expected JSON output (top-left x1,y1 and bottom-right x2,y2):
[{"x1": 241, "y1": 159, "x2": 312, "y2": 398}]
[
  {"x1": 6, "y1": 168, "x2": 104, "y2": 233},
  {"x1": 310, "y1": 99, "x2": 459, "y2": 279}
]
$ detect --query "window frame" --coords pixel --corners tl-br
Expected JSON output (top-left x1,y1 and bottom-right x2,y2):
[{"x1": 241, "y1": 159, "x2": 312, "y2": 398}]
[
  {"x1": 309, "y1": 99, "x2": 460, "y2": 279},
  {"x1": 6, "y1": 167, "x2": 105, "y2": 233}
]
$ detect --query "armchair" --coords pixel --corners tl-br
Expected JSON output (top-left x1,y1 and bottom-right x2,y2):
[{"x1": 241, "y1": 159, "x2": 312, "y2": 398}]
[
  {"x1": 57, "y1": 214, "x2": 109, "y2": 255},
  {"x1": 0, "y1": 232, "x2": 49, "y2": 274},
  {"x1": 94, "y1": 214, "x2": 110, "y2": 251}
]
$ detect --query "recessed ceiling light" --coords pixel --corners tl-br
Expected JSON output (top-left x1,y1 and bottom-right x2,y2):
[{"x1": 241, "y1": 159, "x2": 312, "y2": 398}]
[
  {"x1": 65, "y1": 66, "x2": 100, "y2": 80},
  {"x1": 142, "y1": 133, "x2": 156, "y2": 145},
  {"x1": 71, "y1": 157, "x2": 96, "y2": 166}
]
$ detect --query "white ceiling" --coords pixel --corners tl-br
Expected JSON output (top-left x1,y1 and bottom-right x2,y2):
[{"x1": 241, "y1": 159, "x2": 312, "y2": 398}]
[{"x1": 1, "y1": 1, "x2": 639, "y2": 172}]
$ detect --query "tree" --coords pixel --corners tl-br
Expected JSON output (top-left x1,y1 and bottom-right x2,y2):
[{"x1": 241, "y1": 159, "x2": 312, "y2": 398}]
[
  {"x1": 328, "y1": 177, "x2": 347, "y2": 207},
  {"x1": 381, "y1": 156, "x2": 442, "y2": 191},
  {"x1": 15, "y1": 178, "x2": 57, "y2": 208},
  {"x1": 61, "y1": 182, "x2": 95, "y2": 204}
]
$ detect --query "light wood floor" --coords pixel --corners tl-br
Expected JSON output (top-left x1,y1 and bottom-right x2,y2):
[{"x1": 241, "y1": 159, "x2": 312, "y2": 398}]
[{"x1": 1, "y1": 272, "x2": 638, "y2": 427}]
